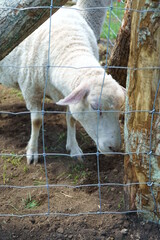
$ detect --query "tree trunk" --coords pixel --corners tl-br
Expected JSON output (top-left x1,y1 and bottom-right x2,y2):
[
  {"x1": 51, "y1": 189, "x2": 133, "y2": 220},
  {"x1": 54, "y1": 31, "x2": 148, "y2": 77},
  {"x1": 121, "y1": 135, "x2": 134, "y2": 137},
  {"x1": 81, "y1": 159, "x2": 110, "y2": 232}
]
[
  {"x1": 107, "y1": 0, "x2": 131, "y2": 87},
  {"x1": 124, "y1": 0, "x2": 160, "y2": 222},
  {"x1": 0, "y1": 0, "x2": 68, "y2": 60}
]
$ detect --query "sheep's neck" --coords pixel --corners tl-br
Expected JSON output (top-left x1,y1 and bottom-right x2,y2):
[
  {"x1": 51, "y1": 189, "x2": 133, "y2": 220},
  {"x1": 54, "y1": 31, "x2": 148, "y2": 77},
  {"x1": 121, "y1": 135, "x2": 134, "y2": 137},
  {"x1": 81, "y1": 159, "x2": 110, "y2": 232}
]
[
  {"x1": 71, "y1": 65, "x2": 105, "y2": 93},
  {"x1": 76, "y1": 0, "x2": 109, "y2": 40}
]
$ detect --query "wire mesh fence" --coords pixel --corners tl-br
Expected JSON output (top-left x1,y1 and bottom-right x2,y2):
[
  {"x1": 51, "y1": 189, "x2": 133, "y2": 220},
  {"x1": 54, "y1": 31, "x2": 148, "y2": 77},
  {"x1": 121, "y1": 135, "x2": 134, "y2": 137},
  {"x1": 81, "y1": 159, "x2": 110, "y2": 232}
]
[{"x1": 0, "y1": 0, "x2": 160, "y2": 222}]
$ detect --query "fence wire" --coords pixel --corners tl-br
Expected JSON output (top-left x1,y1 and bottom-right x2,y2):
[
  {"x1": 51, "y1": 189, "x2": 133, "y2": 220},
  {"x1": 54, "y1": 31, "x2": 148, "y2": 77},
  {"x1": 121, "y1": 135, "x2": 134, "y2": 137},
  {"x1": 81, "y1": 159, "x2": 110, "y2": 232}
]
[{"x1": 0, "y1": 0, "x2": 160, "y2": 220}]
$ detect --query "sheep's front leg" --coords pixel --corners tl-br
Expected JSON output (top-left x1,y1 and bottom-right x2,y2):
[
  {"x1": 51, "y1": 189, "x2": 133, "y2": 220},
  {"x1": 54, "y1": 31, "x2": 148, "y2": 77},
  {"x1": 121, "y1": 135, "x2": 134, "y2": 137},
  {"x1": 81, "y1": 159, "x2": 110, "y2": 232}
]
[
  {"x1": 66, "y1": 110, "x2": 83, "y2": 161},
  {"x1": 26, "y1": 111, "x2": 42, "y2": 165}
]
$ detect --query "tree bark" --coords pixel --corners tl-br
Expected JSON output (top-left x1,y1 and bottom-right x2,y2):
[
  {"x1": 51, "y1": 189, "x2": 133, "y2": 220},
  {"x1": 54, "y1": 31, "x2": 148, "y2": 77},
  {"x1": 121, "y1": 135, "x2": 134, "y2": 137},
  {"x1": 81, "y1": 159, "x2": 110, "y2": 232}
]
[
  {"x1": 107, "y1": 0, "x2": 131, "y2": 87},
  {"x1": 0, "y1": 0, "x2": 68, "y2": 60},
  {"x1": 124, "y1": 0, "x2": 160, "y2": 221}
]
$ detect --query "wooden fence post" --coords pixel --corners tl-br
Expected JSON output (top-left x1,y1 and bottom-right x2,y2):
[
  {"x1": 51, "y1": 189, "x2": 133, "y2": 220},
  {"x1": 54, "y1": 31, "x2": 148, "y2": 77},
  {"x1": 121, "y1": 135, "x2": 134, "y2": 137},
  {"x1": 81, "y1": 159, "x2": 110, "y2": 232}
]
[{"x1": 124, "y1": 0, "x2": 160, "y2": 221}]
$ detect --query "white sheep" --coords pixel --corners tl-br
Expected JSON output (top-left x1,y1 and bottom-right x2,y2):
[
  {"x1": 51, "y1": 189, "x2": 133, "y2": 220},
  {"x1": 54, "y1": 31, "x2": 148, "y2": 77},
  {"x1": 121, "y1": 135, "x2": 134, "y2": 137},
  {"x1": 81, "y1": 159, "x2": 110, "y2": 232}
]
[
  {"x1": 0, "y1": 5, "x2": 125, "y2": 165},
  {"x1": 76, "y1": 0, "x2": 111, "y2": 41}
]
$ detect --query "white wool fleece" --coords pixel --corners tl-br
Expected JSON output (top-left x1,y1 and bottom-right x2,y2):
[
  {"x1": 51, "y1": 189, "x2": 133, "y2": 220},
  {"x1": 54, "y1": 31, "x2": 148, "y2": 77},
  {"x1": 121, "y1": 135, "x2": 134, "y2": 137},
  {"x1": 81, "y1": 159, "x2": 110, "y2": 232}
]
[
  {"x1": 0, "y1": 6, "x2": 125, "y2": 164},
  {"x1": 76, "y1": 0, "x2": 111, "y2": 40}
]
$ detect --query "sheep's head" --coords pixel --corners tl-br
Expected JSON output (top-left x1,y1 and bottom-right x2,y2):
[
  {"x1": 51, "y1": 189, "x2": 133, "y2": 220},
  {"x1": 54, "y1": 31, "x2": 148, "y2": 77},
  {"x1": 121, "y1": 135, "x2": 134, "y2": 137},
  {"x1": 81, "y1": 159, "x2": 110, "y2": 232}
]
[
  {"x1": 87, "y1": 74, "x2": 125, "y2": 111},
  {"x1": 57, "y1": 74, "x2": 125, "y2": 153}
]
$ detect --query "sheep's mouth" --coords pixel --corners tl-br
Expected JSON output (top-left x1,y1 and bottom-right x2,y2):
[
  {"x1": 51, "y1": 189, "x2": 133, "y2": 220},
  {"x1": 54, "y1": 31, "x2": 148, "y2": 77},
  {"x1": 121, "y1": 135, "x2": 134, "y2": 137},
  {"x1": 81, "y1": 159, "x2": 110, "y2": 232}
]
[{"x1": 98, "y1": 148, "x2": 113, "y2": 155}]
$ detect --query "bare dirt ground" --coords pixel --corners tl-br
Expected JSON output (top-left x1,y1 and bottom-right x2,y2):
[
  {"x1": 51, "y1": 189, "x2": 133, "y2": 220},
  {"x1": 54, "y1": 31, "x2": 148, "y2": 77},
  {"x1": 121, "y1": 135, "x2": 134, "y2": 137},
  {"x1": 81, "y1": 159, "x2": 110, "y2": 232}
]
[
  {"x1": 1, "y1": 1, "x2": 160, "y2": 238},
  {"x1": 0, "y1": 83, "x2": 160, "y2": 240}
]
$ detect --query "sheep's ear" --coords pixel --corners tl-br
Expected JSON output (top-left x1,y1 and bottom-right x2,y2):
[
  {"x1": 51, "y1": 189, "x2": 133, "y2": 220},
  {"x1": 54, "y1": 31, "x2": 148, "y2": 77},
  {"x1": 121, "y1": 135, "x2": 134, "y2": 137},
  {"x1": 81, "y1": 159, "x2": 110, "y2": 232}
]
[{"x1": 56, "y1": 83, "x2": 89, "y2": 106}]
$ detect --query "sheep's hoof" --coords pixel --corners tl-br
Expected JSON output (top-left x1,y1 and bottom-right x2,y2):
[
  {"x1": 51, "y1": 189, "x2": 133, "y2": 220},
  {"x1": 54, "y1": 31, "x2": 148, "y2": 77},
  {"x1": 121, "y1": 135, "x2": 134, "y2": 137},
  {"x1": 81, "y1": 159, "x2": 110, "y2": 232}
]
[
  {"x1": 27, "y1": 152, "x2": 38, "y2": 165},
  {"x1": 67, "y1": 145, "x2": 84, "y2": 162},
  {"x1": 77, "y1": 156, "x2": 84, "y2": 162},
  {"x1": 72, "y1": 155, "x2": 84, "y2": 162}
]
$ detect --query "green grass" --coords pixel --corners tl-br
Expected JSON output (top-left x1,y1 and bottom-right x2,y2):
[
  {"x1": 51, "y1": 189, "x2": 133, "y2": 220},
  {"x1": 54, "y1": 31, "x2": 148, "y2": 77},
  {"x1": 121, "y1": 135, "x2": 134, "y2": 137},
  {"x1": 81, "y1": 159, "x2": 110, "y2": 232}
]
[
  {"x1": 117, "y1": 196, "x2": 124, "y2": 210},
  {"x1": 23, "y1": 165, "x2": 29, "y2": 173},
  {"x1": 101, "y1": 2, "x2": 125, "y2": 40},
  {"x1": 50, "y1": 132, "x2": 66, "y2": 152},
  {"x1": 2, "y1": 154, "x2": 23, "y2": 167},
  {"x1": 68, "y1": 163, "x2": 88, "y2": 184},
  {"x1": 10, "y1": 89, "x2": 23, "y2": 100},
  {"x1": 2, "y1": 154, "x2": 23, "y2": 183},
  {"x1": 7, "y1": 155, "x2": 23, "y2": 167},
  {"x1": 23, "y1": 193, "x2": 39, "y2": 209},
  {"x1": 33, "y1": 180, "x2": 46, "y2": 186},
  {"x1": 3, "y1": 162, "x2": 7, "y2": 184}
]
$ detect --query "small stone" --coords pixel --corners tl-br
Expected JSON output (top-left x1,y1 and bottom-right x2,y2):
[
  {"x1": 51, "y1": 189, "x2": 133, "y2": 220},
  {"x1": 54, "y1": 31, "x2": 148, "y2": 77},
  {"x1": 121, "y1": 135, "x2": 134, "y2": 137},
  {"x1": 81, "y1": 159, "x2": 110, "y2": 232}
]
[
  {"x1": 135, "y1": 232, "x2": 140, "y2": 239},
  {"x1": 68, "y1": 235, "x2": 73, "y2": 239},
  {"x1": 12, "y1": 234, "x2": 17, "y2": 239},
  {"x1": 144, "y1": 223, "x2": 152, "y2": 231},
  {"x1": 108, "y1": 204, "x2": 112, "y2": 208},
  {"x1": 123, "y1": 221, "x2": 129, "y2": 228},
  {"x1": 1, "y1": 114, "x2": 9, "y2": 118},
  {"x1": 101, "y1": 231, "x2": 107, "y2": 236},
  {"x1": 140, "y1": 221, "x2": 145, "y2": 226},
  {"x1": 113, "y1": 169, "x2": 118, "y2": 174},
  {"x1": 121, "y1": 228, "x2": 128, "y2": 235},
  {"x1": 115, "y1": 232, "x2": 123, "y2": 240},
  {"x1": 57, "y1": 227, "x2": 64, "y2": 234}
]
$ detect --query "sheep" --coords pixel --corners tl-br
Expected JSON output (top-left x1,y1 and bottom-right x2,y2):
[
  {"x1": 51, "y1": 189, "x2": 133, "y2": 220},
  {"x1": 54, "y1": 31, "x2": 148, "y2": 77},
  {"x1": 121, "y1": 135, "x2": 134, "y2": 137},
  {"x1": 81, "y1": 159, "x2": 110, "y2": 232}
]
[
  {"x1": 0, "y1": 5, "x2": 125, "y2": 165},
  {"x1": 76, "y1": 0, "x2": 111, "y2": 41}
]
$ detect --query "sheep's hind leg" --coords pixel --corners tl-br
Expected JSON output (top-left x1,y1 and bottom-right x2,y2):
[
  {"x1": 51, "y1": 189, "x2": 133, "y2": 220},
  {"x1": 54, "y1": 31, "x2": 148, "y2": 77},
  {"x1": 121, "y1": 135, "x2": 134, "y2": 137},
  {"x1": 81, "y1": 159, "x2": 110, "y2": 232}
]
[
  {"x1": 26, "y1": 111, "x2": 42, "y2": 165},
  {"x1": 66, "y1": 110, "x2": 83, "y2": 161}
]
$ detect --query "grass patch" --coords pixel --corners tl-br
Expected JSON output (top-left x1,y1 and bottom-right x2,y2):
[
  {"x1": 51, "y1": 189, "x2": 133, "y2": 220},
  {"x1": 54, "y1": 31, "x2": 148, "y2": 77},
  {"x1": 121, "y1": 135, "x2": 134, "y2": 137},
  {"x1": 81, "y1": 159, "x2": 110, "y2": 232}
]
[
  {"x1": 1, "y1": 154, "x2": 23, "y2": 183},
  {"x1": 10, "y1": 89, "x2": 23, "y2": 100},
  {"x1": 68, "y1": 163, "x2": 88, "y2": 184},
  {"x1": 23, "y1": 165, "x2": 29, "y2": 173},
  {"x1": 50, "y1": 132, "x2": 66, "y2": 152},
  {"x1": 3, "y1": 162, "x2": 7, "y2": 184},
  {"x1": 33, "y1": 180, "x2": 46, "y2": 186},
  {"x1": 7, "y1": 155, "x2": 23, "y2": 167},
  {"x1": 23, "y1": 193, "x2": 39, "y2": 209},
  {"x1": 2, "y1": 153, "x2": 23, "y2": 167},
  {"x1": 101, "y1": 2, "x2": 125, "y2": 40},
  {"x1": 117, "y1": 196, "x2": 124, "y2": 210}
]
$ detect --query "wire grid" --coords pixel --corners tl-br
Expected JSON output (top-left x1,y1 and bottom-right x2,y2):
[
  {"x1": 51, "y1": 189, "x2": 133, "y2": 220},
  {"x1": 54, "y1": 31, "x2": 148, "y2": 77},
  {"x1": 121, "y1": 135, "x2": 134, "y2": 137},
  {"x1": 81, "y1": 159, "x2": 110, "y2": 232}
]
[
  {"x1": 0, "y1": 0, "x2": 160, "y2": 219},
  {"x1": 102, "y1": 0, "x2": 125, "y2": 47}
]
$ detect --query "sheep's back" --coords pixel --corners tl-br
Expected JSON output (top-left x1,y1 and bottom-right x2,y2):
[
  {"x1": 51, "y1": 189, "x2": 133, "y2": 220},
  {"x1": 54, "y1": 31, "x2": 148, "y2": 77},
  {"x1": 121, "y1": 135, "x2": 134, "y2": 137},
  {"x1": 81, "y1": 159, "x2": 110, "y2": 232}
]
[{"x1": 0, "y1": 7, "x2": 98, "y2": 99}]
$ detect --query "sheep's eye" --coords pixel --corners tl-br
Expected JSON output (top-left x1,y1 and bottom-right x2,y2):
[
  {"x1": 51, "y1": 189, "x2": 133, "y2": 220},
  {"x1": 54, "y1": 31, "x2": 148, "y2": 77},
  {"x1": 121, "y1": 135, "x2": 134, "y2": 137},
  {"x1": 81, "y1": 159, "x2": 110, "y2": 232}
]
[
  {"x1": 91, "y1": 103, "x2": 96, "y2": 110},
  {"x1": 90, "y1": 104, "x2": 103, "y2": 116}
]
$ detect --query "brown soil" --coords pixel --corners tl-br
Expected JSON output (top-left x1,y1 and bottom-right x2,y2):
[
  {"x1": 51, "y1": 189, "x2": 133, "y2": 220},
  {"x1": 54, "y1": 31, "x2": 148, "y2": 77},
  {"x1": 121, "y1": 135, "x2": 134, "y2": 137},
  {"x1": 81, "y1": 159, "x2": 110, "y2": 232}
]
[{"x1": 0, "y1": 84, "x2": 160, "y2": 239}]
